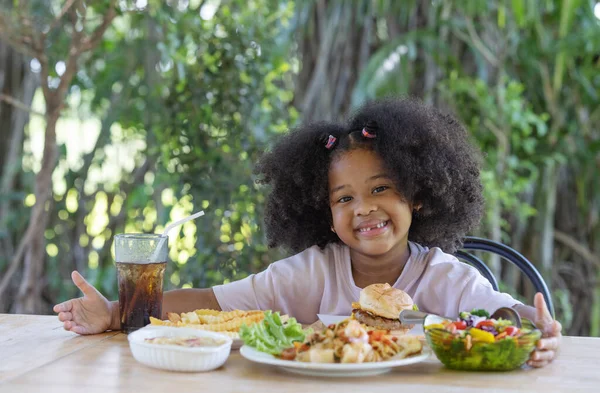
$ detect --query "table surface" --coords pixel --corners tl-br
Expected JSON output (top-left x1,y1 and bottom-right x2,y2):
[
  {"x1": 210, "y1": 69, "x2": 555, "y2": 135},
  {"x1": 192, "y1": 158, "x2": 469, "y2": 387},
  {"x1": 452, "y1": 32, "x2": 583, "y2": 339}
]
[{"x1": 1, "y1": 314, "x2": 598, "y2": 393}]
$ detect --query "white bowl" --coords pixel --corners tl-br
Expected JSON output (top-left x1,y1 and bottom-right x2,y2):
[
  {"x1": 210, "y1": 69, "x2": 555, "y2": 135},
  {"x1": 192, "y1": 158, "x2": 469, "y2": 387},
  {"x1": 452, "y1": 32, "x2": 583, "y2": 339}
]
[{"x1": 127, "y1": 325, "x2": 232, "y2": 372}]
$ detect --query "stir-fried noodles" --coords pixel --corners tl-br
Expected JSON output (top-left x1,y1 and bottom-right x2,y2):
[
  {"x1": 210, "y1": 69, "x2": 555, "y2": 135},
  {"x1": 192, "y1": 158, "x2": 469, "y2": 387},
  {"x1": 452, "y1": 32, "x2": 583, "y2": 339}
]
[{"x1": 281, "y1": 319, "x2": 422, "y2": 363}]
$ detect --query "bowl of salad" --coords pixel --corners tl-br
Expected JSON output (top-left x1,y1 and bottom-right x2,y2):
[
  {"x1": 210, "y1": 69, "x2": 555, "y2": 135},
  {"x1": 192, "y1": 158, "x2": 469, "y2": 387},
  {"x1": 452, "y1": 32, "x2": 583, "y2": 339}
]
[{"x1": 424, "y1": 309, "x2": 541, "y2": 371}]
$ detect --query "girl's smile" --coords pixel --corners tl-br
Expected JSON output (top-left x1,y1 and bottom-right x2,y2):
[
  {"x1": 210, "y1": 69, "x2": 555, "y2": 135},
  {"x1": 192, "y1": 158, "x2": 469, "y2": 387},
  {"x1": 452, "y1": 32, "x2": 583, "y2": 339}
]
[{"x1": 355, "y1": 219, "x2": 389, "y2": 236}]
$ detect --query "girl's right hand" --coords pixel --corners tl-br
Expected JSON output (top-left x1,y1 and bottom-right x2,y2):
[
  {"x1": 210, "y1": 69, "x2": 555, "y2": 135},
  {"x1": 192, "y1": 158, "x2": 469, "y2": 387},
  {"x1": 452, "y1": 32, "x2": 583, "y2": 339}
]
[{"x1": 53, "y1": 271, "x2": 119, "y2": 335}]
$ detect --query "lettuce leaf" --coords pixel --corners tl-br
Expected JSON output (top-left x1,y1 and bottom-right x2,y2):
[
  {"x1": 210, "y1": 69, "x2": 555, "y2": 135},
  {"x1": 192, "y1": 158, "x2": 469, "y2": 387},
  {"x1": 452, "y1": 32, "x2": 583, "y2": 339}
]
[
  {"x1": 239, "y1": 310, "x2": 307, "y2": 355},
  {"x1": 470, "y1": 309, "x2": 491, "y2": 318}
]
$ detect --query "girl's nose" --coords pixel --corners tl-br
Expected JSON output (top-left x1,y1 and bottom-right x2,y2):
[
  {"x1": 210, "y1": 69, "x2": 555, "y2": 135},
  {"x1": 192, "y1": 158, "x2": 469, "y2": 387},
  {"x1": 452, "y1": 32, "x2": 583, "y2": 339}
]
[{"x1": 355, "y1": 199, "x2": 377, "y2": 216}]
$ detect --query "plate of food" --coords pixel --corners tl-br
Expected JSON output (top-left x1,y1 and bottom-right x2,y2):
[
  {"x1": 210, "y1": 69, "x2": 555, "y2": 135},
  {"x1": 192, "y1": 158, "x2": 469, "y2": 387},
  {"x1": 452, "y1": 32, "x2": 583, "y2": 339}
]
[{"x1": 239, "y1": 310, "x2": 429, "y2": 377}]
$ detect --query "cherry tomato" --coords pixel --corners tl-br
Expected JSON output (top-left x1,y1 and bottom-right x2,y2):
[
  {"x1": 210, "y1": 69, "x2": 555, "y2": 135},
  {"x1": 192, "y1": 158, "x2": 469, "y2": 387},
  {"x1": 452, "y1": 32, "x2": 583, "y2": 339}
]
[
  {"x1": 504, "y1": 326, "x2": 519, "y2": 336},
  {"x1": 453, "y1": 320, "x2": 467, "y2": 330},
  {"x1": 447, "y1": 321, "x2": 467, "y2": 330}
]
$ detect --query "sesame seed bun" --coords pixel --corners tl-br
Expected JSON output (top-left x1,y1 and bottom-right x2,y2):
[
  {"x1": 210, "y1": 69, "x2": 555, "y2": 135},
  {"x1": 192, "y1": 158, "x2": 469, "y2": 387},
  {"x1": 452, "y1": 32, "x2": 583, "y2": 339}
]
[
  {"x1": 352, "y1": 284, "x2": 415, "y2": 333},
  {"x1": 359, "y1": 283, "x2": 414, "y2": 319}
]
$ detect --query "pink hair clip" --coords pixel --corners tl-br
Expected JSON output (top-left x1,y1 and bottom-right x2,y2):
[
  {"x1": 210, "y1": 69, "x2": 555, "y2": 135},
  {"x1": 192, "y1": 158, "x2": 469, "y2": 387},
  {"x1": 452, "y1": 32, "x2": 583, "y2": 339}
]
[
  {"x1": 325, "y1": 135, "x2": 337, "y2": 149},
  {"x1": 361, "y1": 127, "x2": 376, "y2": 139}
]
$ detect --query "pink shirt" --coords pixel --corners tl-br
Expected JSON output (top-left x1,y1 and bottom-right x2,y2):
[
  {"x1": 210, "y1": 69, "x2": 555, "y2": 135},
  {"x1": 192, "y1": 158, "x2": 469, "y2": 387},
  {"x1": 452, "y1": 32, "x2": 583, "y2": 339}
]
[{"x1": 212, "y1": 241, "x2": 521, "y2": 324}]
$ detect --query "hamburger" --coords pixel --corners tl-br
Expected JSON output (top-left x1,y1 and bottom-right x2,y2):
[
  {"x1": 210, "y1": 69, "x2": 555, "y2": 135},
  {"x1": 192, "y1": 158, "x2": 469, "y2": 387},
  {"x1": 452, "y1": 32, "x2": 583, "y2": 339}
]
[{"x1": 351, "y1": 283, "x2": 415, "y2": 334}]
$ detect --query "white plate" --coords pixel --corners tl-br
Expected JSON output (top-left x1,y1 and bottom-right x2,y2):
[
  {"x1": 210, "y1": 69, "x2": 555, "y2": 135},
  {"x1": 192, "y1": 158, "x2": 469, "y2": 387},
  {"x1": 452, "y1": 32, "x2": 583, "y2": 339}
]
[{"x1": 239, "y1": 345, "x2": 431, "y2": 377}]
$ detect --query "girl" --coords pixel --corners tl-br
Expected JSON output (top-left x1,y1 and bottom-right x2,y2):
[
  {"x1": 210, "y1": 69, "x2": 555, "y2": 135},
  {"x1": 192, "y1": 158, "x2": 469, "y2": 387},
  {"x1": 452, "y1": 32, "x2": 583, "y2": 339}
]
[{"x1": 54, "y1": 98, "x2": 561, "y2": 367}]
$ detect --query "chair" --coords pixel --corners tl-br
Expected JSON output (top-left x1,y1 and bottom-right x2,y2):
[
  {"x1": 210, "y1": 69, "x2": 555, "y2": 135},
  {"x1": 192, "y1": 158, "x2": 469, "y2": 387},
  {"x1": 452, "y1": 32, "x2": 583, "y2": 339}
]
[{"x1": 455, "y1": 236, "x2": 555, "y2": 317}]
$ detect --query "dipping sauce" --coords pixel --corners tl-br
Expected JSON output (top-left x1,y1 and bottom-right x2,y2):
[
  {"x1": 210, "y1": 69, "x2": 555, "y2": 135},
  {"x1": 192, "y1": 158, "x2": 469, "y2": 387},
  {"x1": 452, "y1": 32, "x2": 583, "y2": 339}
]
[{"x1": 144, "y1": 336, "x2": 227, "y2": 347}]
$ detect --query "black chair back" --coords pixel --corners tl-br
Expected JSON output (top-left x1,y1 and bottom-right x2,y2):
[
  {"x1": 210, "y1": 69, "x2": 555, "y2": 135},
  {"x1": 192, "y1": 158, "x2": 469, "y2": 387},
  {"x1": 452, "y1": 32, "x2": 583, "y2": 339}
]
[{"x1": 455, "y1": 236, "x2": 555, "y2": 317}]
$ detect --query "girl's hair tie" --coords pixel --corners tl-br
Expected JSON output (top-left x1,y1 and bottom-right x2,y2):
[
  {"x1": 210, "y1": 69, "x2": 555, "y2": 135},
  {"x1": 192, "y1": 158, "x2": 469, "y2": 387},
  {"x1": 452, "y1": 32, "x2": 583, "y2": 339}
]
[
  {"x1": 325, "y1": 135, "x2": 337, "y2": 149},
  {"x1": 361, "y1": 128, "x2": 376, "y2": 138},
  {"x1": 361, "y1": 121, "x2": 378, "y2": 139}
]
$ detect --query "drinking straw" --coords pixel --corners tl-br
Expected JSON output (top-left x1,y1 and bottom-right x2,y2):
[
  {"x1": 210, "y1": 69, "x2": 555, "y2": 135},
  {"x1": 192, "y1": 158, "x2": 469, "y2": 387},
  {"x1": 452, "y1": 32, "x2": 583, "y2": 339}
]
[{"x1": 150, "y1": 210, "x2": 205, "y2": 262}]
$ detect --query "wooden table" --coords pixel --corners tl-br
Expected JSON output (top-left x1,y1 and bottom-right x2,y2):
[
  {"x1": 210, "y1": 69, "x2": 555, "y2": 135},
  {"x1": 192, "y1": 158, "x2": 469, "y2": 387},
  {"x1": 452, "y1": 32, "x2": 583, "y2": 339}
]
[{"x1": 1, "y1": 314, "x2": 598, "y2": 392}]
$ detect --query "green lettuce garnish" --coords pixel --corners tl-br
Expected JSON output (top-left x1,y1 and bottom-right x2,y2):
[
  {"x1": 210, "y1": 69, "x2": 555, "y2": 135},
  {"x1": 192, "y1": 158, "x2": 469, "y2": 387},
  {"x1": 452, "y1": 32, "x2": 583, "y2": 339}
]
[
  {"x1": 239, "y1": 310, "x2": 307, "y2": 355},
  {"x1": 470, "y1": 309, "x2": 491, "y2": 318}
]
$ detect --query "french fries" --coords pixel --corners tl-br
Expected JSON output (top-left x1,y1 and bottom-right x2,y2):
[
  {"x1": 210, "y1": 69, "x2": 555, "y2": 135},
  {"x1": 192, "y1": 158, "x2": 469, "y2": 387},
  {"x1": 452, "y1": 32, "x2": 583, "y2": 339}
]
[{"x1": 149, "y1": 309, "x2": 270, "y2": 339}]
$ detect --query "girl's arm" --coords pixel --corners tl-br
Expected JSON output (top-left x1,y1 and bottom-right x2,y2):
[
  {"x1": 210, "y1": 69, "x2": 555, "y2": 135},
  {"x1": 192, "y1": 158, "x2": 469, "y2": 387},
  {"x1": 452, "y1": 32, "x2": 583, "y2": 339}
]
[{"x1": 162, "y1": 288, "x2": 222, "y2": 317}]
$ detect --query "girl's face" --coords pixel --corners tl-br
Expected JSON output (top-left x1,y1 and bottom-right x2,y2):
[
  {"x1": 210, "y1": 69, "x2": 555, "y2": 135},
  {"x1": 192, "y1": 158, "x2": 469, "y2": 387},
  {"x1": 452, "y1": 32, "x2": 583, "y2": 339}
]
[{"x1": 328, "y1": 149, "x2": 413, "y2": 259}]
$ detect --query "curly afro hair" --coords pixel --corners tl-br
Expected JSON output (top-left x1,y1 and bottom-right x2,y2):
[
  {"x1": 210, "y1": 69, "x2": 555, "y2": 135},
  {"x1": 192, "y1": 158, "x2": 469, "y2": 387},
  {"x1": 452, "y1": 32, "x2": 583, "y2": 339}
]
[{"x1": 255, "y1": 97, "x2": 484, "y2": 253}]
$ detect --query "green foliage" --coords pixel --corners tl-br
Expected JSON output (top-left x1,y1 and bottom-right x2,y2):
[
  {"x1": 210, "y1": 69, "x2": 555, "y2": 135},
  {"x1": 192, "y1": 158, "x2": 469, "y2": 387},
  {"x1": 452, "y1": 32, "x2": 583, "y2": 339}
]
[
  {"x1": 44, "y1": 0, "x2": 297, "y2": 303},
  {"x1": 439, "y1": 73, "x2": 548, "y2": 230},
  {"x1": 554, "y1": 288, "x2": 574, "y2": 330}
]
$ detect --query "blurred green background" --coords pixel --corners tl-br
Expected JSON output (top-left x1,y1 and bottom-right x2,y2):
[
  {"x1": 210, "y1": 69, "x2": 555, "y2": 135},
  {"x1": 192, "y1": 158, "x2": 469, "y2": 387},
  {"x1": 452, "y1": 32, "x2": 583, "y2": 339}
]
[{"x1": 0, "y1": 0, "x2": 598, "y2": 336}]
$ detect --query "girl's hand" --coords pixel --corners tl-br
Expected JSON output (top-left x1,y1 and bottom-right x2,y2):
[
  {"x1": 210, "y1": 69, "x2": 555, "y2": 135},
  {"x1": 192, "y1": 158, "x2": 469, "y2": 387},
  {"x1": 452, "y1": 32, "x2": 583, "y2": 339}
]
[
  {"x1": 527, "y1": 292, "x2": 562, "y2": 368},
  {"x1": 53, "y1": 271, "x2": 119, "y2": 335}
]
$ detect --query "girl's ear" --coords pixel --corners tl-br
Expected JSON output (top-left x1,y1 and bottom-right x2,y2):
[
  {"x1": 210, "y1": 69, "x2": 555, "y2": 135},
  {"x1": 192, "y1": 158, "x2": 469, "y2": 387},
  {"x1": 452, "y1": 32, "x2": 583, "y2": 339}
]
[{"x1": 413, "y1": 202, "x2": 423, "y2": 212}]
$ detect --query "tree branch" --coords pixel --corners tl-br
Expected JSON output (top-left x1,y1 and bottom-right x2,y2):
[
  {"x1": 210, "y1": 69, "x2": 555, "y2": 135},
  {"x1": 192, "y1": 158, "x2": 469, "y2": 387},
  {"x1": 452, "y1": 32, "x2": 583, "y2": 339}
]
[
  {"x1": 35, "y1": 52, "x2": 53, "y2": 101},
  {"x1": 483, "y1": 118, "x2": 509, "y2": 155},
  {"x1": 539, "y1": 63, "x2": 557, "y2": 117},
  {"x1": 0, "y1": 93, "x2": 44, "y2": 117},
  {"x1": 0, "y1": 13, "x2": 37, "y2": 57},
  {"x1": 80, "y1": 0, "x2": 118, "y2": 52},
  {"x1": 53, "y1": 6, "x2": 85, "y2": 110},
  {"x1": 16, "y1": 9, "x2": 38, "y2": 47},
  {"x1": 0, "y1": 211, "x2": 36, "y2": 299},
  {"x1": 42, "y1": 0, "x2": 78, "y2": 38},
  {"x1": 52, "y1": 0, "x2": 117, "y2": 105},
  {"x1": 464, "y1": 17, "x2": 498, "y2": 67},
  {"x1": 554, "y1": 229, "x2": 600, "y2": 268}
]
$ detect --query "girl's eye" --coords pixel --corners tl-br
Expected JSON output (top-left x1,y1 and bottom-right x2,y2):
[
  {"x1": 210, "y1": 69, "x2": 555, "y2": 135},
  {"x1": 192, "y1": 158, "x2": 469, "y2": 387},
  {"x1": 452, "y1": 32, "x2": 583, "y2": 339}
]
[
  {"x1": 373, "y1": 186, "x2": 389, "y2": 194},
  {"x1": 338, "y1": 196, "x2": 352, "y2": 203}
]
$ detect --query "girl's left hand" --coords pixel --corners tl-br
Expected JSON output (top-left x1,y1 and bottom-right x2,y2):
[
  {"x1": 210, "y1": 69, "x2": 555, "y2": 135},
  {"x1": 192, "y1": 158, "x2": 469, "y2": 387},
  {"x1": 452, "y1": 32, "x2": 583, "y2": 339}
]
[{"x1": 527, "y1": 292, "x2": 562, "y2": 368}]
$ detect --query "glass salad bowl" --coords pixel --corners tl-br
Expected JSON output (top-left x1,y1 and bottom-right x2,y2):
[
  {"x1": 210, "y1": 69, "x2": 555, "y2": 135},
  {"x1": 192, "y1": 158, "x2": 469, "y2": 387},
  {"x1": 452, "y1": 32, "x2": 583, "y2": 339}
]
[{"x1": 424, "y1": 310, "x2": 542, "y2": 371}]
